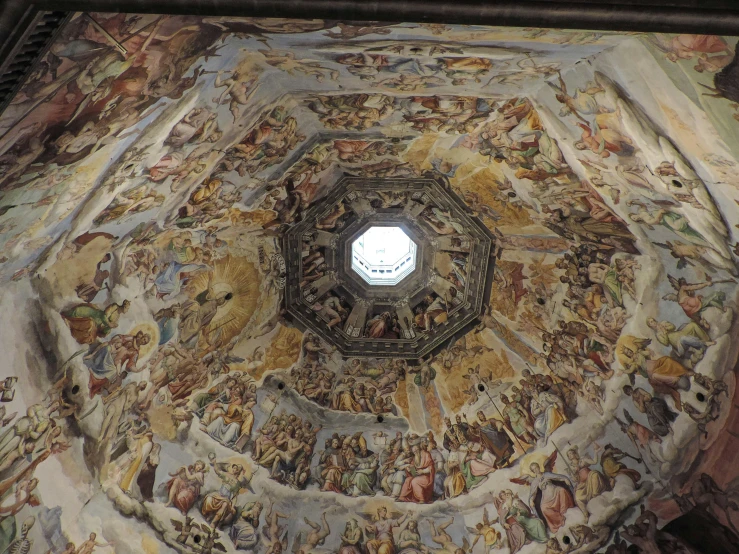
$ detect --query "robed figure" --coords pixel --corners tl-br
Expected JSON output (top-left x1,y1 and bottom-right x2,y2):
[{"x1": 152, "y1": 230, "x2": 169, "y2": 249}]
[{"x1": 511, "y1": 452, "x2": 577, "y2": 533}]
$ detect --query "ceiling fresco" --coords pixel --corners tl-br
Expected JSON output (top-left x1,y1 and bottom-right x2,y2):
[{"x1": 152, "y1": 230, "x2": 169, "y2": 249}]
[
  {"x1": 0, "y1": 12, "x2": 739, "y2": 554},
  {"x1": 282, "y1": 176, "x2": 495, "y2": 358}
]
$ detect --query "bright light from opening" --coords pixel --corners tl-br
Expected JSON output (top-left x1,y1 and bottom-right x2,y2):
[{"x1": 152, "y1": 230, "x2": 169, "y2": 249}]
[{"x1": 352, "y1": 226, "x2": 417, "y2": 285}]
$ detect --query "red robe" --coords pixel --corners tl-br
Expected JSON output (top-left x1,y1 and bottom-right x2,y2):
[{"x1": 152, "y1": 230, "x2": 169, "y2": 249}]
[{"x1": 398, "y1": 450, "x2": 435, "y2": 503}]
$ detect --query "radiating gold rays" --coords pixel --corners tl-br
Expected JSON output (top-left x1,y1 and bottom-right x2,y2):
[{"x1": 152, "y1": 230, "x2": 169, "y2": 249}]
[{"x1": 186, "y1": 255, "x2": 260, "y2": 346}]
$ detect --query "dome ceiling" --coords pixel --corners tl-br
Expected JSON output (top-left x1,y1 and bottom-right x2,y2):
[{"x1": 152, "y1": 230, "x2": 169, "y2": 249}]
[
  {"x1": 284, "y1": 176, "x2": 494, "y2": 358},
  {"x1": 0, "y1": 12, "x2": 739, "y2": 554}
]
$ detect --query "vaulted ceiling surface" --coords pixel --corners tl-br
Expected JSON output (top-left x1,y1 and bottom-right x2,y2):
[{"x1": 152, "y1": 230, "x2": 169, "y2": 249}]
[{"x1": 1, "y1": 13, "x2": 739, "y2": 554}]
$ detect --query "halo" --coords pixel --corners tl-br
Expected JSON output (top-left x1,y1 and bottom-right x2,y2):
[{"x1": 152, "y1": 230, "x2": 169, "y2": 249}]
[
  {"x1": 210, "y1": 282, "x2": 235, "y2": 301},
  {"x1": 359, "y1": 497, "x2": 398, "y2": 515},
  {"x1": 222, "y1": 455, "x2": 254, "y2": 481},
  {"x1": 128, "y1": 323, "x2": 159, "y2": 359},
  {"x1": 186, "y1": 255, "x2": 260, "y2": 347},
  {"x1": 518, "y1": 451, "x2": 553, "y2": 477}
]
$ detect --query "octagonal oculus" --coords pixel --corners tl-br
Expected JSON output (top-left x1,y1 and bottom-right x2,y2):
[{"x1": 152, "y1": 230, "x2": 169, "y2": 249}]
[{"x1": 351, "y1": 226, "x2": 417, "y2": 286}]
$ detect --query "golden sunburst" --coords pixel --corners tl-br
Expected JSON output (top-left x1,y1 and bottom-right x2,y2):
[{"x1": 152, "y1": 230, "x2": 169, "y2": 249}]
[{"x1": 186, "y1": 255, "x2": 260, "y2": 347}]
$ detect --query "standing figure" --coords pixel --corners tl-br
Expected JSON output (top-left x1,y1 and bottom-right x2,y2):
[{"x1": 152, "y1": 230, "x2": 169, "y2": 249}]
[
  {"x1": 116, "y1": 430, "x2": 154, "y2": 499},
  {"x1": 136, "y1": 441, "x2": 160, "y2": 502},
  {"x1": 616, "y1": 410, "x2": 663, "y2": 467},
  {"x1": 75, "y1": 533, "x2": 112, "y2": 554},
  {"x1": 364, "y1": 507, "x2": 407, "y2": 554},
  {"x1": 471, "y1": 411, "x2": 515, "y2": 467},
  {"x1": 179, "y1": 280, "x2": 233, "y2": 349},
  {"x1": 622, "y1": 385, "x2": 677, "y2": 437},
  {"x1": 530, "y1": 388, "x2": 567, "y2": 444},
  {"x1": 500, "y1": 394, "x2": 538, "y2": 445}
]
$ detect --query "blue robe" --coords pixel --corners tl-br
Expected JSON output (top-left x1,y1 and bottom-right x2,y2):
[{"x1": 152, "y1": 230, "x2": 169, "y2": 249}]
[{"x1": 154, "y1": 262, "x2": 204, "y2": 297}]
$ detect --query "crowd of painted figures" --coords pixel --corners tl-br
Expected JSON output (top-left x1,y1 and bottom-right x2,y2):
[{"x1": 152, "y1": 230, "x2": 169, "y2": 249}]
[
  {"x1": 181, "y1": 359, "x2": 582, "y2": 507},
  {"x1": 290, "y1": 358, "x2": 404, "y2": 415},
  {"x1": 298, "y1": 189, "x2": 472, "y2": 342},
  {"x1": 1, "y1": 10, "x2": 739, "y2": 554},
  {"x1": 91, "y1": 386, "x2": 649, "y2": 554},
  {"x1": 316, "y1": 416, "x2": 515, "y2": 502},
  {"x1": 0, "y1": 398, "x2": 70, "y2": 521},
  {"x1": 39, "y1": 133, "x2": 734, "y2": 554}
]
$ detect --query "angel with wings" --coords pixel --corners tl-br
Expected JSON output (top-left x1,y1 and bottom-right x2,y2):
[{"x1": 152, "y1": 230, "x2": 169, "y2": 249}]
[
  {"x1": 358, "y1": 507, "x2": 407, "y2": 554},
  {"x1": 468, "y1": 508, "x2": 502, "y2": 554},
  {"x1": 172, "y1": 516, "x2": 195, "y2": 544},
  {"x1": 510, "y1": 452, "x2": 577, "y2": 533},
  {"x1": 488, "y1": 176, "x2": 523, "y2": 208},
  {"x1": 200, "y1": 458, "x2": 252, "y2": 529},
  {"x1": 615, "y1": 410, "x2": 662, "y2": 468},
  {"x1": 663, "y1": 274, "x2": 729, "y2": 331},
  {"x1": 261, "y1": 252, "x2": 287, "y2": 295},
  {"x1": 171, "y1": 518, "x2": 227, "y2": 552},
  {"x1": 200, "y1": 526, "x2": 228, "y2": 554}
]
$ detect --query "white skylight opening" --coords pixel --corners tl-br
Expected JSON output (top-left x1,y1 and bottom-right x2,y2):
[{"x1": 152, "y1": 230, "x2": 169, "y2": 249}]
[{"x1": 351, "y1": 226, "x2": 417, "y2": 286}]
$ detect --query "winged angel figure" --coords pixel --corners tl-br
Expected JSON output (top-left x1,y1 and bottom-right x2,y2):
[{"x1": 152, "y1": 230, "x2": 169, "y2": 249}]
[{"x1": 509, "y1": 451, "x2": 577, "y2": 534}]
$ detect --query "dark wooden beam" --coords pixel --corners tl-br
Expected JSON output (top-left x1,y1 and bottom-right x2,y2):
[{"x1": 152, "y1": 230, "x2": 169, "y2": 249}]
[{"x1": 3, "y1": 0, "x2": 739, "y2": 35}]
